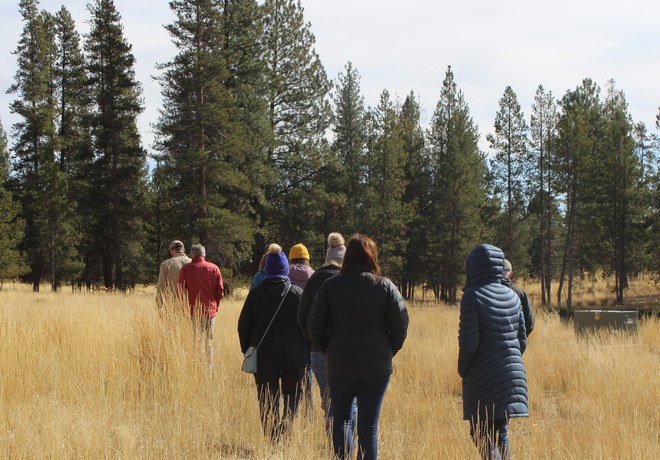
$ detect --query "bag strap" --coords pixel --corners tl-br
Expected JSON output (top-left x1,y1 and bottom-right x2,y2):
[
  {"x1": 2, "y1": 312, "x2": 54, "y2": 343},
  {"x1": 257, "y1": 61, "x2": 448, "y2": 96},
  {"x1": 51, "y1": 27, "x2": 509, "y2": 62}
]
[{"x1": 254, "y1": 282, "x2": 291, "y2": 351}]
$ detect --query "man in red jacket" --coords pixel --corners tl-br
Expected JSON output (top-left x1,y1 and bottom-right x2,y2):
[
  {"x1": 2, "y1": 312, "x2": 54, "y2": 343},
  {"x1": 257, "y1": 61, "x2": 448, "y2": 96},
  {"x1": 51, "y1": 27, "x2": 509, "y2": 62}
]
[{"x1": 178, "y1": 243, "x2": 224, "y2": 369}]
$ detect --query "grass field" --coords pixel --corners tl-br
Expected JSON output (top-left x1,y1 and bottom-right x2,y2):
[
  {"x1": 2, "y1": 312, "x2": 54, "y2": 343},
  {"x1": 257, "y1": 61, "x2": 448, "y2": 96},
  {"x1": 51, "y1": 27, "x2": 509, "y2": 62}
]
[
  {"x1": 516, "y1": 274, "x2": 660, "y2": 312},
  {"x1": 0, "y1": 283, "x2": 658, "y2": 459}
]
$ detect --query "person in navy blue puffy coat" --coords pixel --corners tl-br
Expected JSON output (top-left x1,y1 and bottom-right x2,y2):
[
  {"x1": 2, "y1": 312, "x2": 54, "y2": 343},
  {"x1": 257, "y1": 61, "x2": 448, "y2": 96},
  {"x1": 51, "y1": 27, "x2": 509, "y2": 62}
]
[{"x1": 458, "y1": 244, "x2": 528, "y2": 460}]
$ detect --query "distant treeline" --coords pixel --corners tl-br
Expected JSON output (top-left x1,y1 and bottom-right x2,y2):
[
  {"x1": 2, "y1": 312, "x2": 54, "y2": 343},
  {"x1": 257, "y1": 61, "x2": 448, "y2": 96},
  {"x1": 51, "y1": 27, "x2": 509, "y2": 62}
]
[{"x1": 0, "y1": 0, "x2": 658, "y2": 307}]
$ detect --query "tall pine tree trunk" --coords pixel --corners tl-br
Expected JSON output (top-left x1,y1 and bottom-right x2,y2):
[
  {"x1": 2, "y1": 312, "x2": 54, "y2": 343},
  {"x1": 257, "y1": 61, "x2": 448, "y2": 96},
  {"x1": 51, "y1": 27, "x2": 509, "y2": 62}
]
[
  {"x1": 545, "y1": 184, "x2": 553, "y2": 304},
  {"x1": 32, "y1": 263, "x2": 42, "y2": 292},
  {"x1": 507, "y1": 144, "x2": 513, "y2": 257},
  {"x1": 114, "y1": 236, "x2": 123, "y2": 290},
  {"x1": 540, "y1": 209, "x2": 546, "y2": 305},
  {"x1": 103, "y1": 250, "x2": 113, "y2": 289},
  {"x1": 615, "y1": 163, "x2": 627, "y2": 305},
  {"x1": 50, "y1": 228, "x2": 57, "y2": 292},
  {"x1": 558, "y1": 188, "x2": 575, "y2": 309},
  {"x1": 539, "y1": 143, "x2": 547, "y2": 305},
  {"x1": 197, "y1": 74, "x2": 207, "y2": 244},
  {"x1": 566, "y1": 177, "x2": 578, "y2": 310}
]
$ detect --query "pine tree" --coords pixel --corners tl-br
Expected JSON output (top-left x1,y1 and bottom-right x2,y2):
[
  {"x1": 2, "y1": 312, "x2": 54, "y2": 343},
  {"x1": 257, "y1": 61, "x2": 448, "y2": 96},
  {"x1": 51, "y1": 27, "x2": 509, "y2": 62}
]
[
  {"x1": 7, "y1": 0, "x2": 80, "y2": 291},
  {"x1": 633, "y1": 122, "x2": 656, "y2": 181},
  {"x1": 52, "y1": 5, "x2": 89, "y2": 287},
  {"x1": 55, "y1": 5, "x2": 96, "y2": 288},
  {"x1": 263, "y1": 0, "x2": 331, "y2": 163},
  {"x1": 0, "y1": 119, "x2": 8, "y2": 179},
  {"x1": 486, "y1": 86, "x2": 529, "y2": 263},
  {"x1": 652, "y1": 108, "x2": 660, "y2": 274},
  {"x1": 0, "y1": 118, "x2": 24, "y2": 286},
  {"x1": 8, "y1": 0, "x2": 55, "y2": 291},
  {"x1": 425, "y1": 67, "x2": 488, "y2": 302},
  {"x1": 529, "y1": 84, "x2": 559, "y2": 305},
  {"x1": 648, "y1": 110, "x2": 660, "y2": 274},
  {"x1": 555, "y1": 79, "x2": 603, "y2": 308},
  {"x1": 54, "y1": 7, "x2": 91, "y2": 175},
  {"x1": 331, "y1": 61, "x2": 366, "y2": 233},
  {"x1": 210, "y1": 0, "x2": 274, "y2": 273},
  {"x1": 399, "y1": 92, "x2": 427, "y2": 299},
  {"x1": 262, "y1": 0, "x2": 332, "y2": 244},
  {"x1": 0, "y1": 185, "x2": 24, "y2": 287},
  {"x1": 361, "y1": 90, "x2": 410, "y2": 279},
  {"x1": 85, "y1": 0, "x2": 148, "y2": 289},
  {"x1": 155, "y1": 0, "x2": 269, "y2": 275},
  {"x1": 220, "y1": 0, "x2": 278, "y2": 272},
  {"x1": 598, "y1": 82, "x2": 643, "y2": 303},
  {"x1": 221, "y1": 0, "x2": 275, "y2": 259},
  {"x1": 155, "y1": 0, "x2": 228, "y2": 250}
]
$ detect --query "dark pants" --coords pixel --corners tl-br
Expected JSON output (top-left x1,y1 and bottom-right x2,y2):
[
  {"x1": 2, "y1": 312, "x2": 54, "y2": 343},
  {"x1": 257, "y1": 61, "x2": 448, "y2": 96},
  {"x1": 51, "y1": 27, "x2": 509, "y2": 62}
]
[
  {"x1": 470, "y1": 417, "x2": 510, "y2": 460},
  {"x1": 254, "y1": 372, "x2": 304, "y2": 441},
  {"x1": 329, "y1": 374, "x2": 390, "y2": 460}
]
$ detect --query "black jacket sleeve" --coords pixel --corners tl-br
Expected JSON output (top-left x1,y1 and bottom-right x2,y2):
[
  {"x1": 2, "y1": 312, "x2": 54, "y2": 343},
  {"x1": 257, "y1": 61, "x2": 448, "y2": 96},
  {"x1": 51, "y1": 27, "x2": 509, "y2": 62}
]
[
  {"x1": 308, "y1": 283, "x2": 329, "y2": 353},
  {"x1": 520, "y1": 290, "x2": 534, "y2": 336},
  {"x1": 237, "y1": 293, "x2": 254, "y2": 354},
  {"x1": 297, "y1": 281, "x2": 314, "y2": 344},
  {"x1": 509, "y1": 283, "x2": 534, "y2": 337},
  {"x1": 385, "y1": 280, "x2": 409, "y2": 356}
]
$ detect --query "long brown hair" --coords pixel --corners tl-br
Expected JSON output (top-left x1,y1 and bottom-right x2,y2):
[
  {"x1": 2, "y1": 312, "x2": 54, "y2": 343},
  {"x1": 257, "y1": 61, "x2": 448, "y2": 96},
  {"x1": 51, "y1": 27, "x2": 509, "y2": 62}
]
[{"x1": 341, "y1": 234, "x2": 381, "y2": 275}]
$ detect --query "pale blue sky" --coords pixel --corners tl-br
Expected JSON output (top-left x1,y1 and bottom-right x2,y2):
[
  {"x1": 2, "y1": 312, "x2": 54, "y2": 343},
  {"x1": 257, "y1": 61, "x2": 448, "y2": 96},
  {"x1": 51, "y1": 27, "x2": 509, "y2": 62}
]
[{"x1": 1, "y1": 0, "x2": 658, "y2": 156}]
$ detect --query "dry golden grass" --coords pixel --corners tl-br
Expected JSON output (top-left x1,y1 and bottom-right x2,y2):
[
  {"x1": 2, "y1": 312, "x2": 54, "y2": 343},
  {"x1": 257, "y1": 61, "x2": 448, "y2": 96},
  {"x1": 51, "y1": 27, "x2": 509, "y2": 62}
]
[
  {"x1": 0, "y1": 284, "x2": 658, "y2": 459},
  {"x1": 517, "y1": 274, "x2": 660, "y2": 309}
]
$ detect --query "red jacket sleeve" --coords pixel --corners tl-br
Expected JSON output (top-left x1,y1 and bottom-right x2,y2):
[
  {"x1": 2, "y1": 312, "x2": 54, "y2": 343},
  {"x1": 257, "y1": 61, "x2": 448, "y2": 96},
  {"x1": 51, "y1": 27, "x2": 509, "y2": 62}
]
[{"x1": 216, "y1": 268, "x2": 224, "y2": 303}]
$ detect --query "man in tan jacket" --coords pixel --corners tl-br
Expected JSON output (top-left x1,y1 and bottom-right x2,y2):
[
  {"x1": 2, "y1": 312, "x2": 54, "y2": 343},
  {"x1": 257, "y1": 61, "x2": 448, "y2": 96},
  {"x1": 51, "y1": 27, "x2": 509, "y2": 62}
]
[{"x1": 156, "y1": 240, "x2": 192, "y2": 306}]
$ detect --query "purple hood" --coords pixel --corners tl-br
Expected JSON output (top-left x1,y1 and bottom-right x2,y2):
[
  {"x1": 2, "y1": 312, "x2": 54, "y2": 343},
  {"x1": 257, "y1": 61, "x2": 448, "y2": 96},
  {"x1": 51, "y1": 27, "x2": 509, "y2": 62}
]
[{"x1": 288, "y1": 264, "x2": 314, "y2": 289}]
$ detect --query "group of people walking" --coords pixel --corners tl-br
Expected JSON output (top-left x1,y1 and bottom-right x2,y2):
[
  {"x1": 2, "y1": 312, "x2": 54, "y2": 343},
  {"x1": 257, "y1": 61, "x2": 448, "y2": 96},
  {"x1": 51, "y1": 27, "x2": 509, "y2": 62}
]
[
  {"x1": 157, "y1": 236, "x2": 532, "y2": 460},
  {"x1": 157, "y1": 241, "x2": 224, "y2": 369},
  {"x1": 239, "y1": 234, "x2": 409, "y2": 460}
]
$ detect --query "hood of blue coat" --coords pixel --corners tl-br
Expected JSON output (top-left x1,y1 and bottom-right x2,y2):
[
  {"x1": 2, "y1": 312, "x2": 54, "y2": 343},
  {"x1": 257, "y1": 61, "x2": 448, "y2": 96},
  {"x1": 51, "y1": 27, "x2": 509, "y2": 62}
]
[{"x1": 464, "y1": 244, "x2": 505, "y2": 288}]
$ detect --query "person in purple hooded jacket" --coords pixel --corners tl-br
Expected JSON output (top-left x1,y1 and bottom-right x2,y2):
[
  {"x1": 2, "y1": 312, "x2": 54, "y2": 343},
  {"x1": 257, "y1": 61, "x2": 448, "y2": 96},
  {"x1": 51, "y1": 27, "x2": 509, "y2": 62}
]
[
  {"x1": 288, "y1": 243, "x2": 314, "y2": 289},
  {"x1": 287, "y1": 242, "x2": 315, "y2": 417}
]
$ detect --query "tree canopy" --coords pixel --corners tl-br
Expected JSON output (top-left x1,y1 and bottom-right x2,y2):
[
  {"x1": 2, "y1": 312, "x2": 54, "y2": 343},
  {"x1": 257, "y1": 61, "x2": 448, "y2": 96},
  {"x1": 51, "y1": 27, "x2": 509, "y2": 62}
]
[{"x1": 2, "y1": 1, "x2": 658, "y2": 304}]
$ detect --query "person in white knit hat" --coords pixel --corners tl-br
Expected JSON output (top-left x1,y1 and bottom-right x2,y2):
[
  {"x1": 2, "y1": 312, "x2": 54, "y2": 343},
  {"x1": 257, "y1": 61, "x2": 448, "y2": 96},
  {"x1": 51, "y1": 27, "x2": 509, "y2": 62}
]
[
  {"x1": 297, "y1": 233, "x2": 356, "y2": 440},
  {"x1": 325, "y1": 232, "x2": 346, "y2": 266}
]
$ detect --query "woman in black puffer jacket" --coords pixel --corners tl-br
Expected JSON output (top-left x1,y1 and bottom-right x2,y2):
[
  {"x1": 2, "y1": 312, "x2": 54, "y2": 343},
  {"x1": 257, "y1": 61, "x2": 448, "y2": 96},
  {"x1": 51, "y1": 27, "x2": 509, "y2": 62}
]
[
  {"x1": 309, "y1": 235, "x2": 409, "y2": 460},
  {"x1": 458, "y1": 244, "x2": 528, "y2": 460},
  {"x1": 238, "y1": 244, "x2": 305, "y2": 441}
]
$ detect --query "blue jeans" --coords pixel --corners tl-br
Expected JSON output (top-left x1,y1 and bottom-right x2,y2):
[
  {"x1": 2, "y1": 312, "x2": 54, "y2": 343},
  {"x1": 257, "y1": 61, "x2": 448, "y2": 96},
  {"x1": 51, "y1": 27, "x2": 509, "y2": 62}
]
[
  {"x1": 470, "y1": 417, "x2": 510, "y2": 460},
  {"x1": 310, "y1": 352, "x2": 357, "y2": 436},
  {"x1": 329, "y1": 374, "x2": 390, "y2": 460},
  {"x1": 303, "y1": 365, "x2": 314, "y2": 420}
]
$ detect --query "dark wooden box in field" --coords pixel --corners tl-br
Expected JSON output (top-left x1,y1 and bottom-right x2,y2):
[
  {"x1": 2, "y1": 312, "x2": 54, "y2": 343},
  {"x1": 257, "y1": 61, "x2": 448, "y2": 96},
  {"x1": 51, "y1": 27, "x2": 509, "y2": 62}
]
[{"x1": 573, "y1": 310, "x2": 638, "y2": 333}]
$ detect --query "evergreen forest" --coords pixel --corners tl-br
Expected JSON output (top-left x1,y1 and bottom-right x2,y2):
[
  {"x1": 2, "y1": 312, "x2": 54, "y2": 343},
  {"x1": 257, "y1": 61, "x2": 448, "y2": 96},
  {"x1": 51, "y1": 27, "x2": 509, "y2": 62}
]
[{"x1": 1, "y1": 0, "x2": 659, "y2": 308}]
